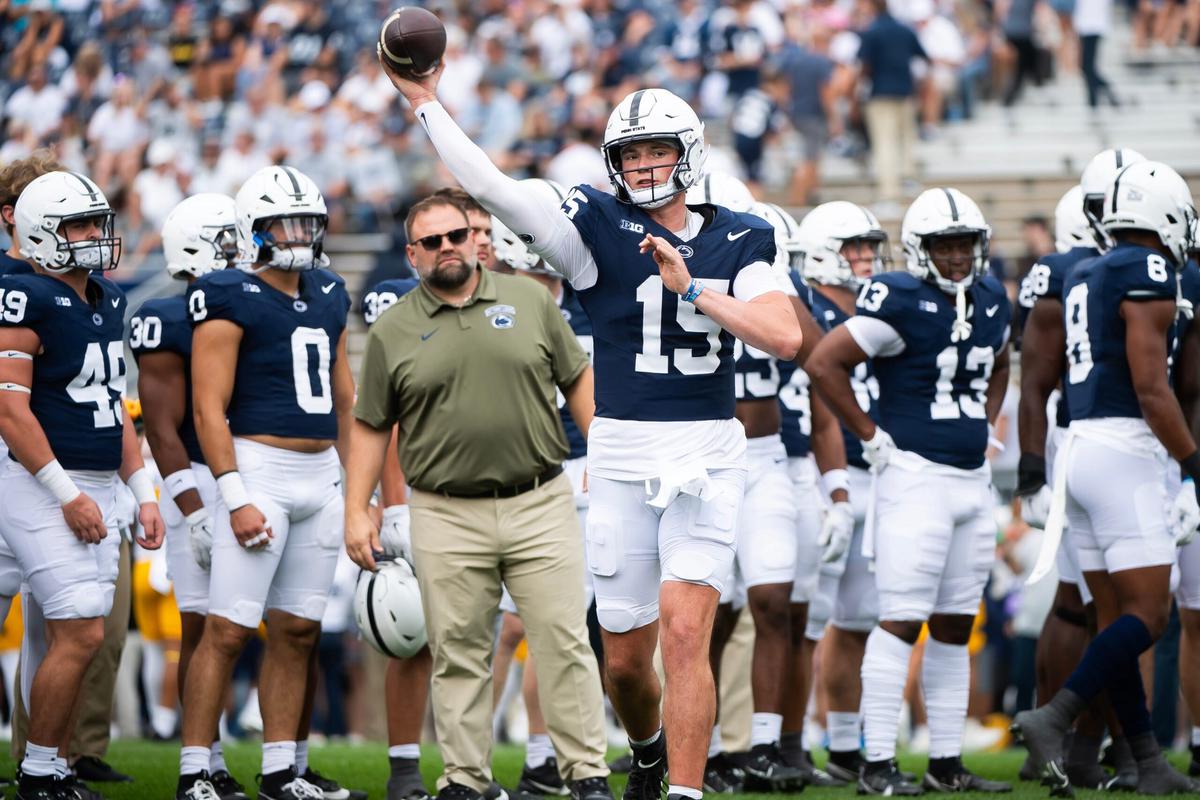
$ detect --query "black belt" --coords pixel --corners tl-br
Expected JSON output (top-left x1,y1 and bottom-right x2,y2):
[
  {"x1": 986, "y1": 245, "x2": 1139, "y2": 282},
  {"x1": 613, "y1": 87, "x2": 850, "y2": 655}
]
[{"x1": 439, "y1": 464, "x2": 564, "y2": 499}]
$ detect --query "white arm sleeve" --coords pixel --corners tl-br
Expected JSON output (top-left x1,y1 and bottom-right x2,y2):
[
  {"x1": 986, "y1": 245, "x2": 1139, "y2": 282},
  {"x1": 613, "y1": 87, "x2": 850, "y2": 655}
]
[
  {"x1": 733, "y1": 261, "x2": 788, "y2": 301},
  {"x1": 843, "y1": 315, "x2": 907, "y2": 358},
  {"x1": 413, "y1": 101, "x2": 599, "y2": 288}
]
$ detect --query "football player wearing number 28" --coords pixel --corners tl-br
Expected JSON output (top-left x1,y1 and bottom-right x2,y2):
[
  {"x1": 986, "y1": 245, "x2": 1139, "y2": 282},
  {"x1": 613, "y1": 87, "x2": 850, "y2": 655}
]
[
  {"x1": 379, "y1": 56, "x2": 802, "y2": 800},
  {"x1": 175, "y1": 166, "x2": 354, "y2": 800},
  {"x1": 808, "y1": 188, "x2": 1012, "y2": 795},
  {"x1": 0, "y1": 171, "x2": 165, "y2": 800}
]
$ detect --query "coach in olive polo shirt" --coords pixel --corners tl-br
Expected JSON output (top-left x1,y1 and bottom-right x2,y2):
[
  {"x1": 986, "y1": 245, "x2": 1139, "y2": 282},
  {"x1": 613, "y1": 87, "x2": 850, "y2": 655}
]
[{"x1": 345, "y1": 195, "x2": 611, "y2": 800}]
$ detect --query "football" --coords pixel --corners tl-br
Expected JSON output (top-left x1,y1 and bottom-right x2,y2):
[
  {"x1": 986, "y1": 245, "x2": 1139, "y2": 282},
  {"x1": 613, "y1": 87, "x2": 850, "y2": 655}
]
[{"x1": 377, "y1": 7, "x2": 446, "y2": 78}]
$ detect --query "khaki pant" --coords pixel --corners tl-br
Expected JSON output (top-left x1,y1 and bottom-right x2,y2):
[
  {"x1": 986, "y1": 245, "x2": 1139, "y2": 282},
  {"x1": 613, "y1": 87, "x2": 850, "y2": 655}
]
[
  {"x1": 13, "y1": 538, "x2": 132, "y2": 760},
  {"x1": 864, "y1": 97, "x2": 917, "y2": 204},
  {"x1": 410, "y1": 473, "x2": 607, "y2": 792}
]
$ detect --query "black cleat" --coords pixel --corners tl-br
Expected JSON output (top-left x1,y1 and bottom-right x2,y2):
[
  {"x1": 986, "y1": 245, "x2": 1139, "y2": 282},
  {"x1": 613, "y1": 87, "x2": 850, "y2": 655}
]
[
  {"x1": 438, "y1": 785, "x2": 485, "y2": 800},
  {"x1": 301, "y1": 768, "x2": 368, "y2": 800},
  {"x1": 72, "y1": 758, "x2": 131, "y2": 785},
  {"x1": 210, "y1": 770, "x2": 250, "y2": 800},
  {"x1": 1018, "y1": 754, "x2": 1041, "y2": 783},
  {"x1": 623, "y1": 736, "x2": 667, "y2": 800},
  {"x1": 703, "y1": 753, "x2": 744, "y2": 794},
  {"x1": 516, "y1": 758, "x2": 568, "y2": 798},
  {"x1": 826, "y1": 750, "x2": 866, "y2": 784},
  {"x1": 606, "y1": 755, "x2": 632, "y2": 776},
  {"x1": 483, "y1": 783, "x2": 509, "y2": 800},
  {"x1": 1063, "y1": 762, "x2": 1109, "y2": 790},
  {"x1": 61, "y1": 775, "x2": 104, "y2": 800},
  {"x1": 1134, "y1": 754, "x2": 1200, "y2": 795},
  {"x1": 177, "y1": 774, "x2": 222, "y2": 800},
  {"x1": 741, "y1": 743, "x2": 807, "y2": 791},
  {"x1": 567, "y1": 777, "x2": 613, "y2": 800},
  {"x1": 17, "y1": 774, "x2": 78, "y2": 800},
  {"x1": 922, "y1": 759, "x2": 1011, "y2": 793},
  {"x1": 1011, "y1": 710, "x2": 1071, "y2": 798},
  {"x1": 258, "y1": 768, "x2": 326, "y2": 800},
  {"x1": 857, "y1": 760, "x2": 923, "y2": 796}
]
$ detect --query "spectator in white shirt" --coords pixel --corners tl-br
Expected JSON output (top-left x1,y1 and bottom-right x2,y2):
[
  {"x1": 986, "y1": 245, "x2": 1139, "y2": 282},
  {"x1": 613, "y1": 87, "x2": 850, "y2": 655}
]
[
  {"x1": 86, "y1": 77, "x2": 148, "y2": 192},
  {"x1": 910, "y1": 0, "x2": 966, "y2": 137},
  {"x1": 5, "y1": 65, "x2": 68, "y2": 140}
]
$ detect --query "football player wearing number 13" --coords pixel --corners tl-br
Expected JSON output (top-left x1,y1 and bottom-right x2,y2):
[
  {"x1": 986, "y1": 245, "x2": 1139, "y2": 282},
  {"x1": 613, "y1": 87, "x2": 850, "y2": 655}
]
[
  {"x1": 808, "y1": 187, "x2": 1013, "y2": 796},
  {"x1": 175, "y1": 166, "x2": 355, "y2": 800},
  {"x1": 1013, "y1": 162, "x2": 1200, "y2": 796},
  {"x1": 0, "y1": 170, "x2": 165, "y2": 800},
  {"x1": 381, "y1": 58, "x2": 802, "y2": 800}
]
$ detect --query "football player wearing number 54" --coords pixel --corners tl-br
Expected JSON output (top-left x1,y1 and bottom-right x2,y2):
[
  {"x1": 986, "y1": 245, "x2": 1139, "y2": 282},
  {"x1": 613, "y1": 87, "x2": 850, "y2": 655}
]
[
  {"x1": 379, "y1": 55, "x2": 802, "y2": 800},
  {"x1": 0, "y1": 170, "x2": 165, "y2": 799}
]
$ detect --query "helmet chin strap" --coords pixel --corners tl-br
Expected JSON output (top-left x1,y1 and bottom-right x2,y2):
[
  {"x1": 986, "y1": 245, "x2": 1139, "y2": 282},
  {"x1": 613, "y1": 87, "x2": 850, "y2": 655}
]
[{"x1": 951, "y1": 282, "x2": 973, "y2": 343}]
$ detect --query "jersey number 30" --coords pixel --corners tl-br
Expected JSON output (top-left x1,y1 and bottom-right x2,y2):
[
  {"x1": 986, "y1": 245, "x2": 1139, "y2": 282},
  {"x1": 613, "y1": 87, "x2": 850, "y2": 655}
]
[{"x1": 634, "y1": 276, "x2": 730, "y2": 375}]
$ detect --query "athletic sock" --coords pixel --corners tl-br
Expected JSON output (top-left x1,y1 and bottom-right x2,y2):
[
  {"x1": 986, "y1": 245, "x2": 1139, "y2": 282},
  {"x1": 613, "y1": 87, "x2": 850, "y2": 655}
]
[
  {"x1": 525, "y1": 733, "x2": 553, "y2": 768},
  {"x1": 779, "y1": 731, "x2": 805, "y2": 763},
  {"x1": 389, "y1": 743, "x2": 421, "y2": 765},
  {"x1": 1066, "y1": 732, "x2": 1102, "y2": 769},
  {"x1": 262, "y1": 740, "x2": 297, "y2": 777},
  {"x1": 827, "y1": 711, "x2": 861, "y2": 753},
  {"x1": 630, "y1": 728, "x2": 662, "y2": 749},
  {"x1": 295, "y1": 740, "x2": 309, "y2": 775},
  {"x1": 922, "y1": 638, "x2": 969, "y2": 759},
  {"x1": 861, "y1": 627, "x2": 913, "y2": 763},
  {"x1": 1064, "y1": 614, "x2": 1153, "y2": 702},
  {"x1": 180, "y1": 745, "x2": 212, "y2": 777},
  {"x1": 750, "y1": 712, "x2": 783, "y2": 748},
  {"x1": 210, "y1": 740, "x2": 228, "y2": 774},
  {"x1": 666, "y1": 785, "x2": 702, "y2": 799}
]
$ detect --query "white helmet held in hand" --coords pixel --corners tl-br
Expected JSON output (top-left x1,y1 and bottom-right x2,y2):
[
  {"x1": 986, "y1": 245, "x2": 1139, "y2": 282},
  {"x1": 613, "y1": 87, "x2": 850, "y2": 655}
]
[
  {"x1": 14, "y1": 171, "x2": 121, "y2": 272},
  {"x1": 901, "y1": 188, "x2": 991, "y2": 291},
  {"x1": 162, "y1": 193, "x2": 238, "y2": 279},
  {"x1": 234, "y1": 165, "x2": 329, "y2": 272},
  {"x1": 685, "y1": 171, "x2": 755, "y2": 213},
  {"x1": 1101, "y1": 160, "x2": 1196, "y2": 267},
  {"x1": 1081, "y1": 147, "x2": 1146, "y2": 248},
  {"x1": 1054, "y1": 185, "x2": 1094, "y2": 253},
  {"x1": 796, "y1": 201, "x2": 889, "y2": 289},
  {"x1": 603, "y1": 88, "x2": 707, "y2": 209},
  {"x1": 492, "y1": 216, "x2": 554, "y2": 275},
  {"x1": 354, "y1": 559, "x2": 427, "y2": 659},
  {"x1": 749, "y1": 201, "x2": 804, "y2": 272}
]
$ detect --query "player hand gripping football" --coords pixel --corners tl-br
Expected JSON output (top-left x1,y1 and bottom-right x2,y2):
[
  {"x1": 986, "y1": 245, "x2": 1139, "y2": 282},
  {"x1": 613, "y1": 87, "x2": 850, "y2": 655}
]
[
  {"x1": 231, "y1": 504, "x2": 273, "y2": 551},
  {"x1": 136, "y1": 500, "x2": 166, "y2": 550},
  {"x1": 63, "y1": 494, "x2": 108, "y2": 544},
  {"x1": 639, "y1": 234, "x2": 692, "y2": 295},
  {"x1": 377, "y1": 52, "x2": 445, "y2": 110}
]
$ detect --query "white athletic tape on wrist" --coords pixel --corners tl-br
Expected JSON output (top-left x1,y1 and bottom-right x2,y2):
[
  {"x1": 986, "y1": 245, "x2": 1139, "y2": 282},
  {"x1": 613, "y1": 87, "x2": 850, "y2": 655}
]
[
  {"x1": 36, "y1": 459, "x2": 82, "y2": 505},
  {"x1": 216, "y1": 471, "x2": 250, "y2": 511},
  {"x1": 126, "y1": 467, "x2": 157, "y2": 505},
  {"x1": 0, "y1": 382, "x2": 30, "y2": 394},
  {"x1": 820, "y1": 468, "x2": 850, "y2": 498},
  {"x1": 0, "y1": 351, "x2": 32, "y2": 361},
  {"x1": 164, "y1": 468, "x2": 199, "y2": 501}
]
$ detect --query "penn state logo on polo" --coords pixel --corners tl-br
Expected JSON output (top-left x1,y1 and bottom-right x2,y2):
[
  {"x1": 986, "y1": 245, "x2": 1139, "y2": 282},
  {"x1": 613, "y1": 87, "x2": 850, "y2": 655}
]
[{"x1": 486, "y1": 303, "x2": 516, "y2": 330}]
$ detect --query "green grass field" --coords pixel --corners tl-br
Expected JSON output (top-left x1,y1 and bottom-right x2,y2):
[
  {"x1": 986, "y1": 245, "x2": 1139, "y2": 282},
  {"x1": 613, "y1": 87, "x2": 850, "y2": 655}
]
[{"x1": 0, "y1": 743, "x2": 1192, "y2": 800}]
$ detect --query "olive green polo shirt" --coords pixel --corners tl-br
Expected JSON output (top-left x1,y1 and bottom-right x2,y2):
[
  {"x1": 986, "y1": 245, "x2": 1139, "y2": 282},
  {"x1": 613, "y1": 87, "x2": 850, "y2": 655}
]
[{"x1": 354, "y1": 268, "x2": 589, "y2": 494}]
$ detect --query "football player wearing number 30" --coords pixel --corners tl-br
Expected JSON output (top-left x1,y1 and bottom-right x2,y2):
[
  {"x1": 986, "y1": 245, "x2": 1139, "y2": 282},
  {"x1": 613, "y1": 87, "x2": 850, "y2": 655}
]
[
  {"x1": 0, "y1": 170, "x2": 165, "y2": 799},
  {"x1": 175, "y1": 166, "x2": 355, "y2": 800},
  {"x1": 379, "y1": 55, "x2": 802, "y2": 800},
  {"x1": 808, "y1": 187, "x2": 1012, "y2": 796},
  {"x1": 1013, "y1": 162, "x2": 1200, "y2": 796}
]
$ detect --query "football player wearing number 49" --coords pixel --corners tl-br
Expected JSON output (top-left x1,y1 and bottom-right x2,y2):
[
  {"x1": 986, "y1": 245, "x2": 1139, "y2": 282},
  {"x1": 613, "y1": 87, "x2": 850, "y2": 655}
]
[
  {"x1": 174, "y1": 166, "x2": 355, "y2": 800},
  {"x1": 0, "y1": 170, "x2": 166, "y2": 800},
  {"x1": 1012, "y1": 162, "x2": 1200, "y2": 796},
  {"x1": 380, "y1": 57, "x2": 802, "y2": 800},
  {"x1": 808, "y1": 188, "x2": 1013, "y2": 796}
]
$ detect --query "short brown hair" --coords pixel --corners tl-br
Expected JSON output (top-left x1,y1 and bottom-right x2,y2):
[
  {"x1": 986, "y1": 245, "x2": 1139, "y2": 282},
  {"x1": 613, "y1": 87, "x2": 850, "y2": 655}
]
[
  {"x1": 431, "y1": 186, "x2": 486, "y2": 217},
  {"x1": 405, "y1": 195, "x2": 470, "y2": 241},
  {"x1": 0, "y1": 150, "x2": 67, "y2": 234}
]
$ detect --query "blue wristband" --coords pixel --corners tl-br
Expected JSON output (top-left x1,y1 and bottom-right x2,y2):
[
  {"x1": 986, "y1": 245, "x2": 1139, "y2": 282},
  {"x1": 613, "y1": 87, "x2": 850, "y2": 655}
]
[{"x1": 682, "y1": 279, "x2": 704, "y2": 303}]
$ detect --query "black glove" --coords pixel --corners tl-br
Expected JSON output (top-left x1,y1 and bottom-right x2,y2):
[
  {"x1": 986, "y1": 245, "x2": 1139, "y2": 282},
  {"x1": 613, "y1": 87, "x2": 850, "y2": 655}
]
[
  {"x1": 1182, "y1": 451, "x2": 1200, "y2": 503},
  {"x1": 1015, "y1": 453, "x2": 1047, "y2": 497}
]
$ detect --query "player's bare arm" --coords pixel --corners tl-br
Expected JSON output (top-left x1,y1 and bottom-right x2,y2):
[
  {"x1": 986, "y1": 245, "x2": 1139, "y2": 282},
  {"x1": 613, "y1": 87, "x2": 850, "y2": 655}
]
[
  {"x1": 192, "y1": 317, "x2": 270, "y2": 548},
  {"x1": 345, "y1": 418, "x2": 391, "y2": 572},
  {"x1": 0, "y1": 325, "x2": 107, "y2": 543},
  {"x1": 332, "y1": 328, "x2": 355, "y2": 466},
  {"x1": 562, "y1": 365, "x2": 595, "y2": 440},
  {"x1": 1124, "y1": 298, "x2": 1199, "y2": 459},
  {"x1": 1017, "y1": 299, "x2": 1066, "y2": 458},
  {"x1": 139, "y1": 350, "x2": 203, "y2": 515},
  {"x1": 985, "y1": 342, "x2": 1011, "y2": 425},
  {"x1": 119, "y1": 403, "x2": 165, "y2": 550},
  {"x1": 807, "y1": 326, "x2": 876, "y2": 441},
  {"x1": 1175, "y1": 317, "x2": 1200, "y2": 441}
]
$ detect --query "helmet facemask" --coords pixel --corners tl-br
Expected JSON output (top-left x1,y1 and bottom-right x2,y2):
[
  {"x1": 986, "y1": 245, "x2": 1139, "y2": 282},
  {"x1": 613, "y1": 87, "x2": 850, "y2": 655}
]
[
  {"x1": 915, "y1": 229, "x2": 989, "y2": 293},
  {"x1": 250, "y1": 214, "x2": 328, "y2": 272},
  {"x1": 44, "y1": 210, "x2": 121, "y2": 272},
  {"x1": 604, "y1": 134, "x2": 700, "y2": 210}
]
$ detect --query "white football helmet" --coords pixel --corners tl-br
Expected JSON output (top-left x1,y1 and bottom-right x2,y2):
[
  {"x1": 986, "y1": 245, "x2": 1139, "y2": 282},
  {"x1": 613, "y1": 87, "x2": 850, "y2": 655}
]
[
  {"x1": 603, "y1": 88, "x2": 707, "y2": 209},
  {"x1": 354, "y1": 559, "x2": 427, "y2": 659},
  {"x1": 14, "y1": 171, "x2": 120, "y2": 272},
  {"x1": 492, "y1": 216, "x2": 548, "y2": 274},
  {"x1": 234, "y1": 165, "x2": 329, "y2": 272},
  {"x1": 162, "y1": 193, "x2": 238, "y2": 279},
  {"x1": 1054, "y1": 185, "x2": 1094, "y2": 253},
  {"x1": 901, "y1": 188, "x2": 991, "y2": 291},
  {"x1": 796, "y1": 201, "x2": 889, "y2": 289},
  {"x1": 685, "y1": 171, "x2": 755, "y2": 213},
  {"x1": 1101, "y1": 160, "x2": 1196, "y2": 267},
  {"x1": 1080, "y1": 147, "x2": 1146, "y2": 248},
  {"x1": 749, "y1": 201, "x2": 804, "y2": 272}
]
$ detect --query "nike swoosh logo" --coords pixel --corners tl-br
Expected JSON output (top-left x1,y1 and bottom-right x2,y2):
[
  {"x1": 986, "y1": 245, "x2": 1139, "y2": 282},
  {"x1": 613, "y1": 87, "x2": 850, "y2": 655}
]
[
  {"x1": 727, "y1": 229, "x2": 751, "y2": 241},
  {"x1": 420, "y1": 329, "x2": 438, "y2": 341},
  {"x1": 986, "y1": 305, "x2": 999, "y2": 317},
  {"x1": 322, "y1": 283, "x2": 336, "y2": 294},
  {"x1": 636, "y1": 758, "x2": 662, "y2": 770},
  {"x1": 110, "y1": 299, "x2": 119, "y2": 308}
]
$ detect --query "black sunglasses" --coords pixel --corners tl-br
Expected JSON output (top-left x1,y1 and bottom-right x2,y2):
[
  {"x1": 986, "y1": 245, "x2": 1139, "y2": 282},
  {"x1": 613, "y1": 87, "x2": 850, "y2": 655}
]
[{"x1": 415, "y1": 227, "x2": 471, "y2": 251}]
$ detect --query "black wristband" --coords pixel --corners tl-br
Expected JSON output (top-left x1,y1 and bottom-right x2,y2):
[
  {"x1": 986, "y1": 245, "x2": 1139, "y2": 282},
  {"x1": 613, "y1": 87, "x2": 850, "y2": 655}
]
[
  {"x1": 1015, "y1": 452, "x2": 1047, "y2": 497},
  {"x1": 1181, "y1": 451, "x2": 1200, "y2": 483}
]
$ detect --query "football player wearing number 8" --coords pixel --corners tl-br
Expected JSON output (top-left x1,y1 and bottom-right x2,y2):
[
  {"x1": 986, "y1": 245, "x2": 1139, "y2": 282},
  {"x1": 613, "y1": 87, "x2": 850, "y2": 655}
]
[
  {"x1": 808, "y1": 187, "x2": 1013, "y2": 796},
  {"x1": 175, "y1": 166, "x2": 354, "y2": 800},
  {"x1": 0, "y1": 170, "x2": 166, "y2": 799},
  {"x1": 1012, "y1": 161, "x2": 1200, "y2": 796},
  {"x1": 130, "y1": 193, "x2": 252, "y2": 800},
  {"x1": 380, "y1": 57, "x2": 803, "y2": 800}
]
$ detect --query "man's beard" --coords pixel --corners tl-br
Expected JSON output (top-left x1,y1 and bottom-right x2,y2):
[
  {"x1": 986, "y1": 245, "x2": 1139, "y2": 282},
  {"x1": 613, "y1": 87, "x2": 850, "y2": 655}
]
[{"x1": 427, "y1": 257, "x2": 474, "y2": 290}]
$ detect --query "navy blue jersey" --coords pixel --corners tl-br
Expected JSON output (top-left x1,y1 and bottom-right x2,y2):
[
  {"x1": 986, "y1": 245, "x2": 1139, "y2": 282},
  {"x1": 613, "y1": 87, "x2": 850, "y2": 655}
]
[
  {"x1": 1172, "y1": 261, "x2": 1200, "y2": 377},
  {"x1": 0, "y1": 273, "x2": 127, "y2": 470},
  {"x1": 188, "y1": 268, "x2": 350, "y2": 440},
  {"x1": 813, "y1": 290, "x2": 879, "y2": 469},
  {"x1": 558, "y1": 287, "x2": 592, "y2": 460},
  {"x1": 1063, "y1": 244, "x2": 1179, "y2": 421},
  {"x1": 0, "y1": 252, "x2": 33, "y2": 276},
  {"x1": 362, "y1": 278, "x2": 420, "y2": 326},
  {"x1": 779, "y1": 271, "x2": 816, "y2": 457},
  {"x1": 563, "y1": 184, "x2": 777, "y2": 421},
  {"x1": 129, "y1": 295, "x2": 204, "y2": 464},
  {"x1": 856, "y1": 272, "x2": 1011, "y2": 469},
  {"x1": 734, "y1": 339, "x2": 781, "y2": 401}
]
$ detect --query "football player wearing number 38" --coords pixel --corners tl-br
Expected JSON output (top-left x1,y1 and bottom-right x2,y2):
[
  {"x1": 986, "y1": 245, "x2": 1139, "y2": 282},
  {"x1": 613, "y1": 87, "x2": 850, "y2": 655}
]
[
  {"x1": 379, "y1": 55, "x2": 802, "y2": 800},
  {"x1": 0, "y1": 170, "x2": 165, "y2": 799},
  {"x1": 807, "y1": 187, "x2": 1012, "y2": 796},
  {"x1": 175, "y1": 166, "x2": 355, "y2": 800}
]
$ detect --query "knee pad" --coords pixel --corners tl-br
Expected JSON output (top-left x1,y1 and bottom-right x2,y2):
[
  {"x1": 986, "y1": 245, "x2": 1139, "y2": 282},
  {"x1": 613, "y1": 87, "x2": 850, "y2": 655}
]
[
  {"x1": 42, "y1": 583, "x2": 110, "y2": 620},
  {"x1": 213, "y1": 599, "x2": 266, "y2": 629},
  {"x1": 597, "y1": 603, "x2": 653, "y2": 635}
]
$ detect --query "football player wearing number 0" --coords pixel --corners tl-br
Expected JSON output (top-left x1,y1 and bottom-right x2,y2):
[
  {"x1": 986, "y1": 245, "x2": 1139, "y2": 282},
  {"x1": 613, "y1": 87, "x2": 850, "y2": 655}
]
[
  {"x1": 1012, "y1": 161, "x2": 1200, "y2": 797},
  {"x1": 175, "y1": 166, "x2": 354, "y2": 800},
  {"x1": 380, "y1": 56, "x2": 802, "y2": 800},
  {"x1": 129, "y1": 193, "x2": 251, "y2": 800},
  {"x1": 808, "y1": 188, "x2": 1013, "y2": 796},
  {"x1": 0, "y1": 170, "x2": 165, "y2": 800}
]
